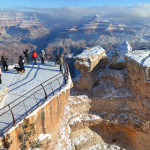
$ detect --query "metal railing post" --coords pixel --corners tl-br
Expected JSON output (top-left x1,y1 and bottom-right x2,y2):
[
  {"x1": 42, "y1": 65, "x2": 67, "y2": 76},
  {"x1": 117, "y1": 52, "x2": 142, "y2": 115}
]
[
  {"x1": 41, "y1": 84, "x2": 47, "y2": 99},
  {"x1": 49, "y1": 83, "x2": 55, "y2": 95},
  {"x1": 8, "y1": 104, "x2": 15, "y2": 125}
]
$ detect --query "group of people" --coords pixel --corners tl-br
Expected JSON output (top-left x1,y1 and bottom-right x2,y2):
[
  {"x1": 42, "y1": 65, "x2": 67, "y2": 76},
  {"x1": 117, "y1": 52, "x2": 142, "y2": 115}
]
[
  {"x1": 0, "y1": 49, "x2": 65, "y2": 84},
  {"x1": 18, "y1": 49, "x2": 46, "y2": 71}
]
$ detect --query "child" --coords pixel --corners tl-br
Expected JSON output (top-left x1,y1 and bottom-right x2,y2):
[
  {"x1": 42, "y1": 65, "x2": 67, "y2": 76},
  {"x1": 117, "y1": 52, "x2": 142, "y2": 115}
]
[{"x1": 0, "y1": 66, "x2": 2, "y2": 84}]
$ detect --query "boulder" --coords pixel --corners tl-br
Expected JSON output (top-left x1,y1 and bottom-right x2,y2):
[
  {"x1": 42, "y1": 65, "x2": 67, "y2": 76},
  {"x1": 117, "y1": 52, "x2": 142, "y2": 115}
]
[
  {"x1": 107, "y1": 41, "x2": 132, "y2": 69},
  {"x1": 75, "y1": 46, "x2": 108, "y2": 75},
  {"x1": 74, "y1": 46, "x2": 108, "y2": 90}
]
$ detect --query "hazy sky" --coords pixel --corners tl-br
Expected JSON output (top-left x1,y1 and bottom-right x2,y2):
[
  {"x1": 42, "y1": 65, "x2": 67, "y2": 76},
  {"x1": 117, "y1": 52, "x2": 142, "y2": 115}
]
[
  {"x1": 0, "y1": 0, "x2": 150, "y2": 9},
  {"x1": 0, "y1": 0, "x2": 150, "y2": 24}
]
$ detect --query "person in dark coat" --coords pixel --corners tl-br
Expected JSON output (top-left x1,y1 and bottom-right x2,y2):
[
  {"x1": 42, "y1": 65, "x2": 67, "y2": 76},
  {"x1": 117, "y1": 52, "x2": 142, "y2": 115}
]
[
  {"x1": 18, "y1": 56, "x2": 25, "y2": 71},
  {"x1": 59, "y1": 54, "x2": 64, "y2": 74},
  {"x1": 32, "y1": 50, "x2": 38, "y2": 65},
  {"x1": 1, "y1": 56, "x2": 8, "y2": 71},
  {"x1": 23, "y1": 49, "x2": 29, "y2": 65}
]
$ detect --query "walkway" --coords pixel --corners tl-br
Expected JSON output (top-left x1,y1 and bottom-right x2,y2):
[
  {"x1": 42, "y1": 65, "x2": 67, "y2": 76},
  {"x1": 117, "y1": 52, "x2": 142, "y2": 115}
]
[{"x1": 0, "y1": 61, "x2": 65, "y2": 135}]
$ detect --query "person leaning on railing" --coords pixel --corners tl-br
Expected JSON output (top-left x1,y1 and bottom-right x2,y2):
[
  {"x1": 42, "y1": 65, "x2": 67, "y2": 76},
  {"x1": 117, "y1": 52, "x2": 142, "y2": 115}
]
[{"x1": 59, "y1": 54, "x2": 64, "y2": 74}]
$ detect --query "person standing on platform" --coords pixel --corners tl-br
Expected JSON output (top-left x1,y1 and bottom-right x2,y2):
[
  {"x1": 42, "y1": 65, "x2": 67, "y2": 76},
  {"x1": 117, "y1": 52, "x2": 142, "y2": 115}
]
[
  {"x1": 23, "y1": 49, "x2": 29, "y2": 65},
  {"x1": 18, "y1": 56, "x2": 25, "y2": 71},
  {"x1": 1, "y1": 56, "x2": 8, "y2": 71},
  {"x1": 41, "y1": 50, "x2": 45, "y2": 64},
  {"x1": 32, "y1": 50, "x2": 38, "y2": 65},
  {"x1": 59, "y1": 54, "x2": 64, "y2": 74}
]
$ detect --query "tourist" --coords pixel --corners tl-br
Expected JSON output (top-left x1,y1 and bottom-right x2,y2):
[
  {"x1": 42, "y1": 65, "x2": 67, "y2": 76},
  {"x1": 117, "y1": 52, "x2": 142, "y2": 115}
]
[
  {"x1": 23, "y1": 49, "x2": 29, "y2": 65},
  {"x1": 1, "y1": 56, "x2": 8, "y2": 71},
  {"x1": 59, "y1": 54, "x2": 64, "y2": 74},
  {"x1": 41, "y1": 50, "x2": 45, "y2": 64},
  {"x1": 18, "y1": 56, "x2": 25, "y2": 71},
  {"x1": 0, "y1": 66, "x2": 2, "y2": 84},
  {"x1": 32, "y1": 50, "x2": 38, "y2": 65}
]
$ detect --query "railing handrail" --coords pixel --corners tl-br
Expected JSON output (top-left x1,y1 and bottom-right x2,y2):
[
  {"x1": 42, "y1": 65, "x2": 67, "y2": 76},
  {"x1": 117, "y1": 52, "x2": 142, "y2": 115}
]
[
  {"x1": 0, "y1": 73, "x2": 61, "y2": 111},
  {"x1": 0, "y1": 62, "x2": 70, "y2": 136}
]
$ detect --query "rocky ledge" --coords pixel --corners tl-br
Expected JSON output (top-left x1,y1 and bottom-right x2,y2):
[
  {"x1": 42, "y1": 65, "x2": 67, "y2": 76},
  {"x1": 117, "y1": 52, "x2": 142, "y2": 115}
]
[
  {"x1": 70, "y1": 42, "x2": 150, "y2": 150},
  {"x1": 125, "y1": 50, "x2": 150, "y2": 99}
]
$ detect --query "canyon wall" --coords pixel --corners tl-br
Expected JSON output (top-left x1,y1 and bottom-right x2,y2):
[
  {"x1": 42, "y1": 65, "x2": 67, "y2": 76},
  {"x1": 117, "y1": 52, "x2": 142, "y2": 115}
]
[
  {"x1": 125, "y1": 50, "x2": 150, "y2": 99},
  {"x1": 71, "y1": 44, "x2": 150, "y2": 150}
]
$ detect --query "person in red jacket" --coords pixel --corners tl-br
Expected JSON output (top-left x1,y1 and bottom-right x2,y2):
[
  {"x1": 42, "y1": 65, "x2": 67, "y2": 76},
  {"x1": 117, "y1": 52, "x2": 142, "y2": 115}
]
[{"x1": 32, "y1": 50, "x2": 38, "y2": 65}]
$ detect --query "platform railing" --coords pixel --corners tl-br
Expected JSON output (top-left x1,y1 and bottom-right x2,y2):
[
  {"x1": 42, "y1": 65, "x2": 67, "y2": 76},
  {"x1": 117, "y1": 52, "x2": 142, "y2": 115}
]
[{"x1": 0, "y1": 63, "x2": 69, "y2": 136}]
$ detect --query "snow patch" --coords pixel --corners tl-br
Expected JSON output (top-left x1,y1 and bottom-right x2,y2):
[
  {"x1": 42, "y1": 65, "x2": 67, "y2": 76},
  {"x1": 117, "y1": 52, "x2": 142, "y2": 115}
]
[
  {"x1": 76, "y1": 45, "x2": 105, "y2": 60},
  {"x1": 38, "y1": 134, "x2": 51, "y2": 141},
  {"x1": 69, "y1": 114, "x2": 101, "y2": 126},
  {"x1": 126, "y1": 50, "x2": 150, "y2": 67}
]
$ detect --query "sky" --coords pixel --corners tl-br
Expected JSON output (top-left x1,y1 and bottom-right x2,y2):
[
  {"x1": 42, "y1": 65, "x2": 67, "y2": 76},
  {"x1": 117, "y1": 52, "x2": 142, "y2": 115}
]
[
  {"x1": 0, "y1": 0, "x2": 150, "y2": 9},
  {"x1": 0, "y1": 0, "x2": 150, "y2": 24}
]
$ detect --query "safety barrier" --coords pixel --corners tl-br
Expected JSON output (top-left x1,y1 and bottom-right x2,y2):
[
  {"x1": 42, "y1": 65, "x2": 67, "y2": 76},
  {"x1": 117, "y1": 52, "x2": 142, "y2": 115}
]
[{"x1": 0, "y1": 63, "x2": 69, "y2": 136}]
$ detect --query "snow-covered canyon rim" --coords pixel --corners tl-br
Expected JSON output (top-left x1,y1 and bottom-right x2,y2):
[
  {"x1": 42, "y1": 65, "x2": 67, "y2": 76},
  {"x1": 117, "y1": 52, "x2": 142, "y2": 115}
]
[{"x1": 0, "y1": 61, "x2": 72, "y2": 137}]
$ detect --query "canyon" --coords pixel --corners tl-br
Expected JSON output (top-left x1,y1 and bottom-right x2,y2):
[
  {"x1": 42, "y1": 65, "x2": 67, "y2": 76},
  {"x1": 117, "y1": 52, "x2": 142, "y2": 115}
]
[
  {"x1": 0, "y1": 41, "x2": 150, "y2": 150},
  {"x1": 0, "y1": 10, "x2": 150, "y2": 150},
  {"x1": 1, "y1": 11, "x2": 150, "y2": 63}
]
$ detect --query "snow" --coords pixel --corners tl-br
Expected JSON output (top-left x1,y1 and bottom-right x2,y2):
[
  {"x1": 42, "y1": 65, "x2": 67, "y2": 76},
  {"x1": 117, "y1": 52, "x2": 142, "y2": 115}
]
[
  {"x1": 38, "y1": 133, "x2": 51, "y2": 141},
  {"x1": 76, "y1": 46, "x2": 105, "y2": 60},
  {"x1": 73, "y1": 131, "x2": 94, "y2": 145},
  {"x1": 69, "y1": 114, "x2": 101, "y2": 126},
  {"x1": 0, "y1": 61, "x2": 72, "y2": 136},
  {"x1": 125, "y1": 50, "x2": 150, "y2": 67},
  {"x1": 56, "y1": 104, "x2": 72, "y2": 150},
  {"x1": 88, "y1": 143, "x2": 121, "y2": 150},
  {"x1": 78, "y1": 61, "x2": 90, "y2": 67},
  {"x1": 27, "y1": 72, "x2": 72, "y2": 118},
  {"x1": 107, "y1": 41, "x2": 132, "y2": 64}
]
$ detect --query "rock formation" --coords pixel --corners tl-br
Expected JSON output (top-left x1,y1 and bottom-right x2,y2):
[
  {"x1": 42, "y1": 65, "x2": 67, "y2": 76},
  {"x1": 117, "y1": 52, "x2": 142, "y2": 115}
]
[
  {"x1": 74, "y1": 45, "x2": 108, "y2": 90},
  {"x1": 106, "y1": 41, "x2": 132, "y2": 69},
  {"x1": 125, "y1": 50, "x2": 150, "y2": 99},
  {"x1": 68, "y1": 44, "x2": 150, "y2": 150},
  {"x1": 1, "y1": 42, "x2": 150, "y2": 150}
]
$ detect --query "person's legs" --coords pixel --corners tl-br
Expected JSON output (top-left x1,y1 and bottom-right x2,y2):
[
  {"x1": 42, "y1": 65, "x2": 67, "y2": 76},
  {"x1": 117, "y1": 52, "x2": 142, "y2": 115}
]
[
  {"x1": 60, "y1": 65, "x2": 63, "y2": 73},
  {"x1": 6, "y1": 64, "x2": 8, "y2": 71},
  {"x1": 34, "y1": 58, "x2": 36, "y2": 65},
  {"x1": 26, "y1": 57, "x2": 29, "y2": 65},
  {"x1": 33, "y1": 58, "x2": 36, "y2": 65},
  {"x1": 41, "y1": 57, "x2": 44, "y2": 64}
]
